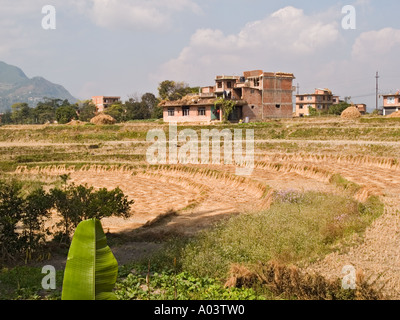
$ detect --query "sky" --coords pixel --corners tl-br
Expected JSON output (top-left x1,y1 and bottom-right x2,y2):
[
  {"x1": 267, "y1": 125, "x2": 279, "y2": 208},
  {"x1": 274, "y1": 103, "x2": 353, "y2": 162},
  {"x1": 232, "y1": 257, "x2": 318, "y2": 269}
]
[{"x1": 1, "y1": 0, "x2": 400, "y2": 111}]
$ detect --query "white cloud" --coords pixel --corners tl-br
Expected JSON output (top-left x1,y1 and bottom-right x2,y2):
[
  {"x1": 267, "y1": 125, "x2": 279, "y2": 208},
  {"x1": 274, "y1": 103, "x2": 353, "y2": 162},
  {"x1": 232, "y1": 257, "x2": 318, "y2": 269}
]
[
  {"x1": 352, "y1": 27, "x2": 400, "y2": 61},
  {"x1": 154, "y1": 6, "x2": 340, "y2": 85},
  {"x1": 72, "y1": 0, "x2": 202, "y2": 31}
]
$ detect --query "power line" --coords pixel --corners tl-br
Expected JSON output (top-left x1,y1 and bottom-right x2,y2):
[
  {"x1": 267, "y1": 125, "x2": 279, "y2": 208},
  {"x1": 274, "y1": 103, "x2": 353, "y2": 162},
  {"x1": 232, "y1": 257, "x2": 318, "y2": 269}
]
[{"x1": 376, "y1": 71, "x2": 380, "y2": 111}]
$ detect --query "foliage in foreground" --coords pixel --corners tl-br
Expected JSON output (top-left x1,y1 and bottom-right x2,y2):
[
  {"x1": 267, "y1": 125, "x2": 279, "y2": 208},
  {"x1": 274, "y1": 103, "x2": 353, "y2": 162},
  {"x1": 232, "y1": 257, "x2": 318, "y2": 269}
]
[
  {"x1": 0, "y1": 177, "x2": 133, "y2": 265},
  {"x1": 115, "y1": 267, "x2": 264, "y2": 301},
  {"x1": 62, "y1": 219, "x2": 118, "y2": 300},
  {"x1": 0, "y1": 266, "x2": 63, "y2": 300}
]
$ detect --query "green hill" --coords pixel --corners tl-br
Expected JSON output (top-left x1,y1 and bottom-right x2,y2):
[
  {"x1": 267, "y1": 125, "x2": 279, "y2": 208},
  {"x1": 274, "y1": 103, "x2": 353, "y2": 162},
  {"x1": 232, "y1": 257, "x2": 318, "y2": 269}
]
[{"x1": 0, "y1": 61, "x2": 77, "y2": 112}]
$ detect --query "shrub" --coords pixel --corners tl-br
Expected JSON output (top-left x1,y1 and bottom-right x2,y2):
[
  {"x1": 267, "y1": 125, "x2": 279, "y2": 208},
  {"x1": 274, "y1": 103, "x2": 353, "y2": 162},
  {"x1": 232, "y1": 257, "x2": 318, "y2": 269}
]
[
  {"x1": 50, "y1": 182, "x2": 134, "y2": 240},
  {"x1": 0, "y1": 180, "x2": 53, "y2": 264}
]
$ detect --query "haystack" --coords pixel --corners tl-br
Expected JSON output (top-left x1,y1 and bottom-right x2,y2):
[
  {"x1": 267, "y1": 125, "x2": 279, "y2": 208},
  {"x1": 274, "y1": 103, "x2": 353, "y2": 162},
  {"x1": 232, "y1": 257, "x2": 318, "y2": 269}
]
[
  {"x1": 387, "y1": 110, "x2": 400, "y2": 118},
  {"x1": 90, "y1": 114, "x2": 116, "y2": 125},
  {"x1": 341, "y1": 107, "x2": 361, "y2": 120}
]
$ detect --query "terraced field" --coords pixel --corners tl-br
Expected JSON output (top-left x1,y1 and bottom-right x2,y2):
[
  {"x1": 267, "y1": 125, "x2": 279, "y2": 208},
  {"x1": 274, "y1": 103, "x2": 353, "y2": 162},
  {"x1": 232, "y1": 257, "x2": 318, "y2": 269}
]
[{"x1": 1, "y1": 117, "x2": 400, "y2": 299}]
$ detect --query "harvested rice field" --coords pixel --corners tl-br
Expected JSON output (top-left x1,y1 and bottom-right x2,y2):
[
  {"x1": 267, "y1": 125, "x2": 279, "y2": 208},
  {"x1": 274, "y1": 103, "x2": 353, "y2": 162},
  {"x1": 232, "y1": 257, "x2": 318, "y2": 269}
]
[{"x1": 1, "y1": 116, "x2": 400, "y2": 299}]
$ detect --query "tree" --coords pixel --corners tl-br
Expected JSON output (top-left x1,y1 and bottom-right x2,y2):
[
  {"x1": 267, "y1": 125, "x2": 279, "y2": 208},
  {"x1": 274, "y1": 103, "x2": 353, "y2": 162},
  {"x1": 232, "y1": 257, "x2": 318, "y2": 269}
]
[
  {"x1": 78, "y1": 100, "x2": 97, "y2": 122},
  {"x1": 328, "y1": 102, "x2": 350, "y2": 116},
  {"x1": 214, "y1": 97, "x2": 237, "y2": 122},
  {"x1": 0, "y1": 180, "x2": 24, "y2": 260},
  {"x1": 33, "y1": 102, "x2": 56, "y2": 124},
  {"x1": 151, "y1": 106, "x2": 163, "y2": 119},
  {"x1": 0, "y1": 111, "x2": 12, "y2": 125},
  {"x1": 11, "y1": 103, "x2": 31, "y2": 124},
  {"x1": 158, "y1": 80, "x2": 199, "y2": 101},
  {"x1": 104, "y1": 103, "x2": 126, "y2": 122},
  {"x1": 125, "y1": 100, "x2": 151, "y2": 120},
  {"x1": 141, "y1": 93, "x2": 159, "y2": 115},
  {"x1": 50, "y1": 183, "x2": 134, "y2": 239},
  {"x1": 56, "y1": 105, "x2": 78, "y2": 124},
  {"x1": 20, "y1": 188, "x2": 53, "y2": 255}
]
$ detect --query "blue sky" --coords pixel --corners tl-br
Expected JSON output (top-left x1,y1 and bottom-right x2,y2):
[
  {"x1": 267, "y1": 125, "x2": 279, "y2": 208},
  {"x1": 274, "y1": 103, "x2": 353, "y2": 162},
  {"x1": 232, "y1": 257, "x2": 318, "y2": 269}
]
[{"x1": 1, "y1": 0, "x2": 400, "y2": 111}]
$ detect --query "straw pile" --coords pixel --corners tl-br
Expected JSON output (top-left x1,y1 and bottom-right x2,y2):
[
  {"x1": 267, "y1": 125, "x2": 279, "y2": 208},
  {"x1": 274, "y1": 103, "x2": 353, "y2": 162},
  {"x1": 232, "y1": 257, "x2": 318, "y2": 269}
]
[
  {"x1": 90, "y1": 114, "x2": 117, "y2": 125},
  {"x1": 341, "y1": 107, "x2": 361, "y2": 120},
  {"x1": 387, "y1": 111, "x2": 400, "y2": 118}
]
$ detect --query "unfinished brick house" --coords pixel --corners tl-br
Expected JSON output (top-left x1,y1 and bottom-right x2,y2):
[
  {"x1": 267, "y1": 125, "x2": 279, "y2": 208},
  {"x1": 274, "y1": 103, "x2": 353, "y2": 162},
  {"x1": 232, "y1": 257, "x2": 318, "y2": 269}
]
[
  {"x1": 354, "y1": 104, "x2": 367, "y2": 115},
  {"x1": 382, "y1": 92, "x2": 400, "y2": 116},
  {"x1": 161, "y1": 70, "x2": 296, "y2": 123},
  {"x1": 92, "y1": 96, "x2": 121, "y2": 113},
  {"x1": 295, "y1": 89, "x2": 340, "y2": 117}
]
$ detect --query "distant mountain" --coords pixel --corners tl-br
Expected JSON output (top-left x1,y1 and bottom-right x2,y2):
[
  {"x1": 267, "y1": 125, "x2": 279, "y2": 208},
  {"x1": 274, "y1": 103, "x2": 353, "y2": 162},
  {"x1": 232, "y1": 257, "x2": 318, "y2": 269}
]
[{"x1": 0, "y1": 61, "x2": 77, "y2": 112}]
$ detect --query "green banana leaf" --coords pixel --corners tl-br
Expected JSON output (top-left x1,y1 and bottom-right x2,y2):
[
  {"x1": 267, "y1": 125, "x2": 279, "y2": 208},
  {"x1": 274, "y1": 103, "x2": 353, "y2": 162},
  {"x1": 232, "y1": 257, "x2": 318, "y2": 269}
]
[{"x1": 61, "y1": 218, "x2": 119, "y2": 300}]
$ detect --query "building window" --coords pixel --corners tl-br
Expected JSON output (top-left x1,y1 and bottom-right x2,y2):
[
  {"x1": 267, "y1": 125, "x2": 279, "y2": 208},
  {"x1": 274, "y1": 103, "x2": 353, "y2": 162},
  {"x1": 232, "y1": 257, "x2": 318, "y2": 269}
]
[
  {"x1": 276, "y1": 104, "x2": 281, "y2": 109},
  {"x1": 299, "y1": 105, "x2": 304, "y2": 109},
  {"x1": 299, "y1": 96, "x2": 304, "y2": 101},
  {"x1": 217, "y1": 82, "x2": 222, "y2": 89},
  {"x1": 307, "y1": 96, "x2": 313, "y2": 101},
  {"x1": 168, "y1": 108, "x2": 175, "y2": 117},
  {"x1": 182, "y1": 106, "x2": 190, "y2": 116},
  {"x1": 198, "y1": 107, "x2": 206, "y2": 116},
  {"x1": 254, "y1": 78, "x2": 260, "y2": 87},
  {"x1": 317, "y1": 105, "x2": 323, "y2": 110},
  {"x1": 227, "y1": 82, "x2": 232, "y2": 89},
  {"x1": 387, "y1": 97, "x2": 396, "y2": 104}
]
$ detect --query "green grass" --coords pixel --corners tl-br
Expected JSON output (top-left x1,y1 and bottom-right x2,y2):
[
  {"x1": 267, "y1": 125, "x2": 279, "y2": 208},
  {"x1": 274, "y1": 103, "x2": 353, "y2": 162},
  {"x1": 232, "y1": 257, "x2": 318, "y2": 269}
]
[
  {"x1": 0, "y1": 266, "x2": 63, "y2": 300},
  {"x1": 329, "y1": 174, "x2": 362, "y2": 195},
  {"x1": 360, "y1": 117, "x2": 400, "y2": 123},
  {"x1": 178, "y1": 191, "x2": 384, "y2": 280}
]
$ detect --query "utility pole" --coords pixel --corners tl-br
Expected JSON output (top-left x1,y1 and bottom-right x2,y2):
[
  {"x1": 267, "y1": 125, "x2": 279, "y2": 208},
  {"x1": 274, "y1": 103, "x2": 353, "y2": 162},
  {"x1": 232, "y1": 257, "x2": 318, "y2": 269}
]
[{"x1": 376, "y1": 71, "x2": 380, "y2": 112}]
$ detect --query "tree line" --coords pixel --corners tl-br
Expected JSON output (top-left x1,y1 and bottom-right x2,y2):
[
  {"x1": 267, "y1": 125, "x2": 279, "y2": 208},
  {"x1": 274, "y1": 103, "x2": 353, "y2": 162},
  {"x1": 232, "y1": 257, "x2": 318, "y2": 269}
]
[{"x1": 0, "y1": 80, "x2": 200, "y2": 125}]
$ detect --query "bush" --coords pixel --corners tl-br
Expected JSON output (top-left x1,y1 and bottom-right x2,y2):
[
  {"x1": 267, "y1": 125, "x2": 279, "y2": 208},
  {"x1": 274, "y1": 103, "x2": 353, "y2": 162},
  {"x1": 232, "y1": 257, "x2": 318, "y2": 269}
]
[
  {"x1": 0, "y1": 180, "x2": 53, "y2": 264},
  {"x1": 0, "y1": 177, "x2": 134, "y2": 264},
  {"x1": 50, "y1": 182, "x2": 134, "y2": 239}
]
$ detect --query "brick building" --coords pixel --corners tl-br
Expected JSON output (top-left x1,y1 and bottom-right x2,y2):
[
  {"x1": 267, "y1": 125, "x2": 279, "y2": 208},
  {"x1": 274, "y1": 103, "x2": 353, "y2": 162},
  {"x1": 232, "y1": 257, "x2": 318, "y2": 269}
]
[
  {"x1": 354, "y1": 104, "x2": 367, "y2": 115},
  {"x1": 382, "y1": 93, "x2": 400, "y2": 116},
  {"x1": 295, "y1": 88, "x2": 340, "y2": 117},
  {"x1": 92, "y1": 96, "x2": 121, "y2": 113},
  {"x1": 162, "y1": 70, "x2": 295, "y2": 123}
]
